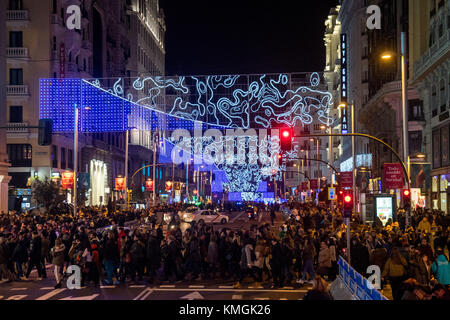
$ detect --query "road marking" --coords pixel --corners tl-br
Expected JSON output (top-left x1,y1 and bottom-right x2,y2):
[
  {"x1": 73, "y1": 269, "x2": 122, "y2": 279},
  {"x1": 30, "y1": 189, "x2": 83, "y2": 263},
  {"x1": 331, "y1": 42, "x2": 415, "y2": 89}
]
[
  {"x1": 281, "y1": 286, "x2": 294, "y2": 290},
  {"x1": 188, "y1": 285, "x2": 205, "y2": 288},
  {"x1": 180, "y1": 292, "x2": 205, "y2": 300},
  {"x1": 219, "y1": 286, "x2": 234, "y2": 289},
  {"x1": 41, "y1": 287, "x2": 55, "y2": 290},
  {"x1": 129, "y1": 285, "x2": 146, "y2": 288},
  {"x1": 7, "y1": 295, "x2": 27, "y2": 300},
  {"x1": 133, "y1": 288, "x2": 153, "y2": 300},
  {"x1": 248, "y1": 286, "x2": 263, "y2": 289},
  {"x1": 10, "y1": 288, "x2": 28, "y2": 291},
  {"x1": 232, "y1": 295, "x2": 242, "y2": 299},
  {"x1": 159, "y1": 285, "x2": 175, "y2": 288},
  {"x1": 100, "y1": 285, "x2": 116, "y2": 289},
  {"x1": 230, "y1": 212, "x2": 244, "y2": 223},
  {"x1": 36, "y1": 288, "x2": 66, "y2": 300},
  {"x1": 280, "y1": 298, "x2": 288, "y2": 300},
  {"x1": 60, "y1": 294, "x2": 99, "y2": 300},
  {"x1": 254, "y1": 297, "x2": 269, "y2": 300},
  {"x1": 152, "y1": 288, "x2": 308, "y2": 293}
]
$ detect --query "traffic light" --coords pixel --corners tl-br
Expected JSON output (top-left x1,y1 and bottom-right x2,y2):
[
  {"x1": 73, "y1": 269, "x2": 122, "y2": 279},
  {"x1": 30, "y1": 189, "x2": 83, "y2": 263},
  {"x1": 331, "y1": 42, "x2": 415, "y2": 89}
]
[
  {"x1": 343, "y1": 193, "x2": 353, "y2": 218},
  {"x1": 278, "y1": 154, "x2": 282, "y2": 165},
  {"x1": 403, "y1": 189, "x2": 411, "y2": 210},
  {"x1": 38, "y1": 119, "x2": 53, "y2": 146},
  {"x1": 280, "y1": 127, "x2": 293, "y2": 151}
]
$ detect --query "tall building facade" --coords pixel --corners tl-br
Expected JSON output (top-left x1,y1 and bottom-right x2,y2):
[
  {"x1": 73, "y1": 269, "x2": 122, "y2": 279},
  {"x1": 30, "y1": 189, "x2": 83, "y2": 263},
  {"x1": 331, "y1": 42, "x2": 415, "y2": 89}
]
[
  {"x1": 413, "y1": 0, "x2": 450, "y2": 213},
  {"x1": 0, "y1": 0, "x2": 12, "y2": 213},
  {"x1": 5, "y1": 0, "x2": 166, "y2": 208},
  {"x1": 324, "y1": 6, "x2": 343, "y2": 168}
]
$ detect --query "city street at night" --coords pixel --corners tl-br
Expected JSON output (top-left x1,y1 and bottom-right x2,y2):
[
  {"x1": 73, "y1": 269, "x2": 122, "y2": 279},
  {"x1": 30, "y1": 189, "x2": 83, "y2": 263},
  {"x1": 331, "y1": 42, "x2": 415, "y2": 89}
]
[{"x1": 0, "y1": 0, "x2": 449, "y2": 314}]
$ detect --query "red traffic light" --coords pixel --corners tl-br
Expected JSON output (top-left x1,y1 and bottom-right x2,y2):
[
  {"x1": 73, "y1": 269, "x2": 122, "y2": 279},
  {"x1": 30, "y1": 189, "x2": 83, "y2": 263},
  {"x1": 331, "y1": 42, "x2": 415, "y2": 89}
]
[
  {"x1": 344, "y1": 195, "x2": 352, "y2": 203},
  {"x1": 403, "y1": 189, "x2": 410, "y2": 197},
  {"x1": 280, "y1": 128, "x2": 293, "y2": 151},
  {"x1": 278, "y1": 154, "x2": 282, "y2": 159}
]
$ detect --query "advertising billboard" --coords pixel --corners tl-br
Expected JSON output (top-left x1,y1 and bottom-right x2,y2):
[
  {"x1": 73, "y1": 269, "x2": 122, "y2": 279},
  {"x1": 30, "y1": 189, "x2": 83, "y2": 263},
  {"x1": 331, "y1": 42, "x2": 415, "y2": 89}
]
[{"x1": 375, "y1": 195, "x2": 395, "y2": 226}]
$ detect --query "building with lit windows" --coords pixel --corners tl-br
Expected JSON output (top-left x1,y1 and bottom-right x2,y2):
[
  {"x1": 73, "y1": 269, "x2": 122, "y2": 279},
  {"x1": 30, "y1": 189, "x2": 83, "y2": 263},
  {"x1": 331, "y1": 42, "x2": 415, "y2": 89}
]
[
  {"x1": 5, "y1": 0, "x2": 166, "y2": 208},
  {"x1": 413, "y1": 0, "x2": 450, "y2": 213},
  {"x1": 0, "y1": 0, "x2": 12, "y2": 213}
]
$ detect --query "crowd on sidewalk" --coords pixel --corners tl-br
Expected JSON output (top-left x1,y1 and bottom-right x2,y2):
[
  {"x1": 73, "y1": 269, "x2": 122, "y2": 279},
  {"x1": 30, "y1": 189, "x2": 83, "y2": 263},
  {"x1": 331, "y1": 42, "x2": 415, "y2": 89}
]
[{"x1": 0, "y1": 202, "x2": 449, "y2": 300}]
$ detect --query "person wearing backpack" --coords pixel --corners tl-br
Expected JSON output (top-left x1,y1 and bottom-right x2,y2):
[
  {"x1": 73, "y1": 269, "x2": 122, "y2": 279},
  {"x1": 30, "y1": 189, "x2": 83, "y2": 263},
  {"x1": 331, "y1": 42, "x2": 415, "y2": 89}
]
[{"x1": 432, "y1": 247, "x2": 450, "y2": 286}]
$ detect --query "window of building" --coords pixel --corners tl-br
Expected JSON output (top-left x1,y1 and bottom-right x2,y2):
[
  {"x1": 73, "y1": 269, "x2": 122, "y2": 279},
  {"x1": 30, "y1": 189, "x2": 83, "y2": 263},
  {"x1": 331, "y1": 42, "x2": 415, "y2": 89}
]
[
  {"x1": 68, "y1": 149, "x2": 73, "y2": 169},
  {"x1": 52, "y1": 0, "x2": 57, "y2": 14},
  {"x1": 440, "y1": 79, "x2": 447, "y2": 113},
  {"x1": 61, "y1": 8, "x2": 65, "y2": 27},
  {"x1": 432, "y1": 85, "x2": 438, "y2": 117},
  {"x1": 9, "y1": 106, "x2": 22, "y2": 123},
  {"x1": 52, "y1": 36, "x2": 57, "y2": 51},
  {"x1": 9, "y1": 0, "x2": 23, "y2": 10},
  {"x1": 9, "y1": 69, "x2": 23, "y2": 85},
  {"x1": 61, "y1": 147, "x2": 66, "y2": 169},
  {"x1": 7, "y1": 144, "x2": 32, "y2": 167},
  {"x1": 52, "y1": 145, "x2": 58, "y2": 168},
  {"x1": 9, "y1": 31, "x2": 23, "y2": 48}
]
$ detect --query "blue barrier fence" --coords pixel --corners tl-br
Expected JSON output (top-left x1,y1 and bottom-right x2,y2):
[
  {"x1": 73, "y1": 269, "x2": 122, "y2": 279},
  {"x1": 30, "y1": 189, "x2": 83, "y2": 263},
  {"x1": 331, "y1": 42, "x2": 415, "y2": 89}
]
[{"x1": 337, "y1": 256, "x2": 388, "y2": 300}]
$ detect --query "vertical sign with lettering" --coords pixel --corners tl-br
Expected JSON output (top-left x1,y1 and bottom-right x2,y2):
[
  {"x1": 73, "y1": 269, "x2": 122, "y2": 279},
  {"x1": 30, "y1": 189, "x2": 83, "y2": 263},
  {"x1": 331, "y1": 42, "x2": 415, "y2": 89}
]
[
  {"x1": 340, "y1": 33, "x2": 348, "y2": 134},
  {"x1": 59, "y1": 43, "x2": 65, "y2": 79}
]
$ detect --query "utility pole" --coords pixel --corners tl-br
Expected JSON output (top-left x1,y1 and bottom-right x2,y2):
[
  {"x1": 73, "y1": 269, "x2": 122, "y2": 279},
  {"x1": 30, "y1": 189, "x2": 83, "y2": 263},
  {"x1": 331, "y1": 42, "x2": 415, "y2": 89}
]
[
  {"x1": 153, "y1": 130, "x2": 157, "y2": 204},
  {"x1": 401, "y1": 31, "x2": 410, "y2": 226},
  {"x1": 125, "y1": 130, "x2": 129, "y2": 210},
  {"x1": 73, "y1": 105, "x2": 79, "y2": 218}
]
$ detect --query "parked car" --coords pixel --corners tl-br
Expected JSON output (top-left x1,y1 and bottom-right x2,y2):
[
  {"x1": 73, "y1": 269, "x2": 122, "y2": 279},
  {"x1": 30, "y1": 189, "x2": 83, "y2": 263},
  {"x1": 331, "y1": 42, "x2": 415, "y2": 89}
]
[{"x1": 191, "y1": 210, "x2": 229, "y2": 225}]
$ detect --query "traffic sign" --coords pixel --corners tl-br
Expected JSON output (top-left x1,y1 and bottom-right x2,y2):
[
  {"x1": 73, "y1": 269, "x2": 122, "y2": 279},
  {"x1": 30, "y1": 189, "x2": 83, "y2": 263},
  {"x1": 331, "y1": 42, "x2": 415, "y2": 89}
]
[{"x1": 328, "y1": 187, "x2": 336, "y2": 200}]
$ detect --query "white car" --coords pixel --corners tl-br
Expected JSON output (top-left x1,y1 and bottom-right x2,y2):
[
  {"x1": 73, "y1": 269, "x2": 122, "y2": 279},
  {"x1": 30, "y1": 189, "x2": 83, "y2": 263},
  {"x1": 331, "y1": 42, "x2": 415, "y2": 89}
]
[{"x1": 191, "y1": 210, "x2": 229, "y2": 225}]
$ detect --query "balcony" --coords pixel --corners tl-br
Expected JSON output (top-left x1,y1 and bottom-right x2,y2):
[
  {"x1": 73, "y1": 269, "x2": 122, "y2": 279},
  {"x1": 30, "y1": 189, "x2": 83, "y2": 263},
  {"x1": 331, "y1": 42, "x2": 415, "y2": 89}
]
[
  {"x1": 6, "y1": 10, "x2": 29, "y2": 21},
  {"x1": 6, "y1": 47, "x2": 28, "y2": 59},
  {"x1": 7, "y1": 85, "x2": 29, "y2": 96},
  {"x1": 6, "y1": 123, "x2": 29, "y2": 134},
  {"x1": 414, "y1": 29, "x2": 450, "y2": 80}
]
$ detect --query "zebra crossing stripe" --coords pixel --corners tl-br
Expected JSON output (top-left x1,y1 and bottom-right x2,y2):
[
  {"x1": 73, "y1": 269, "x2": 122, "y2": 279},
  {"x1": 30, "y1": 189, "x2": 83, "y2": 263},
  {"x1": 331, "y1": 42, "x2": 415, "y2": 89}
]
[
  {"x1": 159, "y1": 285, "x2": 175, "y2": 288},
  {"x1": 232, "y1": 295, "x2": 242, "y2": 299},
  {"x1": 133, "y1": 288, "x2": 153, "y2": 300},
  {"x1": 10, "y1": 288, "x2": 27, "y2": 291},
  {"x1": 188, "y1": 285, "x2": 205, "y2": 288},
  {"x1": 100, "y1": 285, "x2": 116, "y2": 289},
  {"x1": 36, "y1": 289, "x2": 66, "y2": 300}
]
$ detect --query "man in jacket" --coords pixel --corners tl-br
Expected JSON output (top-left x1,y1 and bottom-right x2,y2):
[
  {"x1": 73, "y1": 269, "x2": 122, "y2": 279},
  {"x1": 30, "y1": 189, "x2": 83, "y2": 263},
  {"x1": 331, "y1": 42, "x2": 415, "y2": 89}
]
[
  {"x1": 432, "y1": 247, "x2": 450, "y2": 286},
  {"x1": 25, "y1": 231, "x2": 43, "y2": 280},
  {"x1": 0, "y1": 234, "x2": 14, "y2": 282},
  {"x1": 146, "y1": 230, "x2": 161, "y2": 283},
  {"x1": 102, "y1": 232, "x2": 119, "y2": 285},
  {"x1": 270, "y1": 239, "x2": 284, "y2": 288}
]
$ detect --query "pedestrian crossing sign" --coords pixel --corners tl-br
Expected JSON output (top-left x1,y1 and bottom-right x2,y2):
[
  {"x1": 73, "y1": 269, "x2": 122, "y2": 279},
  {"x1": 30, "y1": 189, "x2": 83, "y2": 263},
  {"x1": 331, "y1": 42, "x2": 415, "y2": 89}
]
[{"x1": 328, "y1": 187, "x2": 336, "y2": 200}]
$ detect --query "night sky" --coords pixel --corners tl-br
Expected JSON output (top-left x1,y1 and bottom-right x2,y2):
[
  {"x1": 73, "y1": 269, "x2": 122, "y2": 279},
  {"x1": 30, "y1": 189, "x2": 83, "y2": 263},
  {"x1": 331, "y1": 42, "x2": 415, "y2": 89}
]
[{"x1": 160, "y1": 0, "x2": 339, "y2": 76}]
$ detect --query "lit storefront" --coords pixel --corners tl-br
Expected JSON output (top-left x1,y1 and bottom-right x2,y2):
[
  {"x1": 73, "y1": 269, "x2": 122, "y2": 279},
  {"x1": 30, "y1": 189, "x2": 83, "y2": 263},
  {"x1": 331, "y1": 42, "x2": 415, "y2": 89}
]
[{"x1": 431, "y1": 123, "x2": 450, "y2": 214}]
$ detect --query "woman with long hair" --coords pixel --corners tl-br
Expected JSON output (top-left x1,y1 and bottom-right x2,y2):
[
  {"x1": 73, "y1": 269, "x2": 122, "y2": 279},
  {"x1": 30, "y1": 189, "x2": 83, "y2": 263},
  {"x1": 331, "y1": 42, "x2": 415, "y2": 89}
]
[{"x1": 382, "y1": 247, "x2": 409, "y2": 300}]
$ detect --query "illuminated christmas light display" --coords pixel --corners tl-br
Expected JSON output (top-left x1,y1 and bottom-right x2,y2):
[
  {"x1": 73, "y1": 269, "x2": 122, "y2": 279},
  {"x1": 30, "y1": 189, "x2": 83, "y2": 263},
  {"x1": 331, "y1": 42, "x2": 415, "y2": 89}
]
[{"x1": 39, "y1": 72, "x2": 335, "y2": 201}]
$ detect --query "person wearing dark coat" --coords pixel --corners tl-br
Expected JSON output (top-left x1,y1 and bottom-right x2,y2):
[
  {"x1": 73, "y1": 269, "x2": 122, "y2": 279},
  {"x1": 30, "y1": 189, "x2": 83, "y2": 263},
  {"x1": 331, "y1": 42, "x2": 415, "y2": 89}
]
[
  {"x1": 12, "y1": 234, "x2": 28, "y2": 280},
  {"x1": 129, "y1": 235, "x2": 145, "y2": 283},
  {"x1": 25, "y1": 232, "x2": 43, "y2": 280},
  {"x1": 270, "y1": 239, "x2": 284, "y2": 288},
  {"x1": 146, "y1": 230, "x2": 161, "y2": 283},
  {"x1": 350, "y1": 238, "x2": 370, "y2": 275}
]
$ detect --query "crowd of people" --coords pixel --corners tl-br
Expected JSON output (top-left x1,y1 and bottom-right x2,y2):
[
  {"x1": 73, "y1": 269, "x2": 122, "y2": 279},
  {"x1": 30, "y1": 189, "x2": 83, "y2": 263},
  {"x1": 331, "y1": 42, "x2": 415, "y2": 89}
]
[{"x1": 0, "y1": 202, "x2": 449, "y2": 300}]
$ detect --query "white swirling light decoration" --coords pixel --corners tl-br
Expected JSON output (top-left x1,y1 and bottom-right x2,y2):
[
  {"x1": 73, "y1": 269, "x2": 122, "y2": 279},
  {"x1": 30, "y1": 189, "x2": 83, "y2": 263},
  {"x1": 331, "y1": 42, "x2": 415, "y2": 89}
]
[{"x1": 91, "y1": 72, "x2": 334, "y2": 129}]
